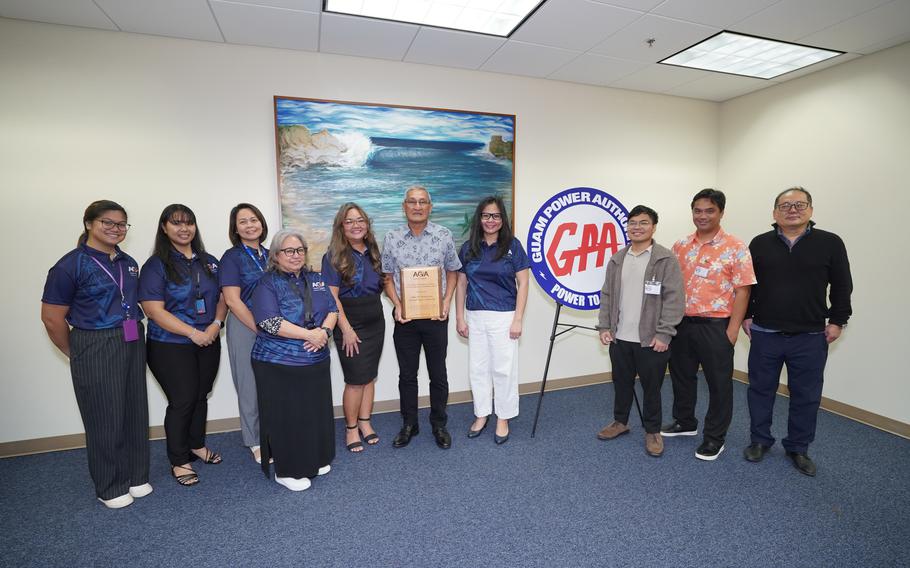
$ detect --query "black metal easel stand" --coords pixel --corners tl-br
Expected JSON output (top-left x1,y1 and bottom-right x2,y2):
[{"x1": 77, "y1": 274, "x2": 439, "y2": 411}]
[{"x1": 530, "y1": 301, "x2": 644, "y2": 437}]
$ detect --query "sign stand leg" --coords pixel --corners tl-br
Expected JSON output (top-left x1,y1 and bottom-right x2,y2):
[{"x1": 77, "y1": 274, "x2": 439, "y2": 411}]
[{"x1": 531, "y1": 302, "x2": 562, "y2": 438}]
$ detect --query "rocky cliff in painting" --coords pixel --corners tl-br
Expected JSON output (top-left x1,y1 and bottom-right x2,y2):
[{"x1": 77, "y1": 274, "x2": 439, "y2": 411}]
[
  {"x1": 489, "y1": 135, "x2": 513, "y2": 161},
  {"x1": 278, "y1": 125, "x2": 357, "y2": 170}
]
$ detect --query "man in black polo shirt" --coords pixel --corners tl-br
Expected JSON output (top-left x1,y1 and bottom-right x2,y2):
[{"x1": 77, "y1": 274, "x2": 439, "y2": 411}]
[{"x1": 742, "y1": 187, "x2": 853, "y2": 476}]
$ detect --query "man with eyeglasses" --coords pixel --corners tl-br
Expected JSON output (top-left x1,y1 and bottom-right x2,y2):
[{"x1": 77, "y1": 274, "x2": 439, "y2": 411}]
[
  {"x1": 742, "y1": 187, "x2": 852, "y2": 476},
  {"x1": 381, "y1": 186, "x2": 462, "y2": 449}
]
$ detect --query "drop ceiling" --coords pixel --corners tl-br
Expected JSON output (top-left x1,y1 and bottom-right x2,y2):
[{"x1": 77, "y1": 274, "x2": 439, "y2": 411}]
[{"x1": 1, "y1": 0, "x2": 908, "y2": 101}]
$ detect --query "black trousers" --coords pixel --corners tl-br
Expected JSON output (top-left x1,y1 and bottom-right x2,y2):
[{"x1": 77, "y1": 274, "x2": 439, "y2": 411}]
[
  {"x1": 69, "y1": 325, "x2": 149, "y2": 500},
  {"x1": 393, "y1": 318, "x2": 449, "y2": 428},
  {"x1": 147, "y1": 339, "x2": 221, "y2": 466},
  {"x1": 668, "y1": 318, "x2": 734, "y2": 444},
  {"x1": 610, "y1": 339, "x2": 670, "y2": 433}
]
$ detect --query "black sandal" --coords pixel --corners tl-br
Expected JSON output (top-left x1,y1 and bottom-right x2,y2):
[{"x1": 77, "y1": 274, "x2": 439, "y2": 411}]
[
  {"x1": 345, "y1": 424, "x2": 363, "y2": 452},
  {"x1": 358, "y1": 417, "x2": 380, "y2": 445},
  {"x1": 172, "y1": 465, "x2": 199, "y2": 487},
  {"x1": 191, "y1": 448, "x2": 222, "y2": 464}
]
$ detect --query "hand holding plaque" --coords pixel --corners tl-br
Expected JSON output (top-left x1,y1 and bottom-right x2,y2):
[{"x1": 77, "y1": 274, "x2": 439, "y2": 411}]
[{"x1": 399, "y1": 266, "x2": 443, "y2": 320}]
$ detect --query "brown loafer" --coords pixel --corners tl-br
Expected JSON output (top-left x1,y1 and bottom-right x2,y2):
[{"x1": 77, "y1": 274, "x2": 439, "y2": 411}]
[
  {"x1": 596, "y1": 421, "x2": 630, "y2": 440},
  {"x1": 645, "y1": 432, "x2": 664, "y2": 457}
]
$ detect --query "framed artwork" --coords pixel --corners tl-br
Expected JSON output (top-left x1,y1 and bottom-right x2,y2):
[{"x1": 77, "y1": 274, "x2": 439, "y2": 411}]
[{"x1": 274, "y1": 96, "x2": 515, "y2": 260}]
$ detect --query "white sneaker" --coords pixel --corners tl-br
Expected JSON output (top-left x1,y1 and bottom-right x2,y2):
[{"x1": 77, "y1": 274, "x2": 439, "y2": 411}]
[
  {"x1": 128, "y1": 483, "x2": 153, "y2": 498},
  {"x1": 275, "y1": 475, "x2": 311, "y2": 491},
  {"x1": 98, "y1": 493, "x2": 134, "y2": 509},
  {"x1": 317, "y1": 465, "x2": 331, "y2": 476}
]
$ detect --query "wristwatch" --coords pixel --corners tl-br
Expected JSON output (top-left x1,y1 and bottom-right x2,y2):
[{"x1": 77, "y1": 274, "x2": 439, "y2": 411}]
[
  {"x1": 320, "y1": 326, "x2": 333, "y2": 339},
  {"x1": 214, "y1": 319, "x2": 224, "y2": 329}
]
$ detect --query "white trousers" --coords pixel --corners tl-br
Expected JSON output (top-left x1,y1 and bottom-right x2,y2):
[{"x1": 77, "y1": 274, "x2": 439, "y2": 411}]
[{"x1": 466, "y1": 310, "x2": 520, "y2": 420}]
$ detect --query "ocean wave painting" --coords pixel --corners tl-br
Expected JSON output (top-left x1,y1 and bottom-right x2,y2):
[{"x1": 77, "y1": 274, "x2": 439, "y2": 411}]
[{"x1": 274, "y1": 97, "x2": 515, "y2": 261}]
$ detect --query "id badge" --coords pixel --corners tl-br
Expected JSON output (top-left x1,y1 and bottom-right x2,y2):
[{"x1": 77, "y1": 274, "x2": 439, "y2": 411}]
[
  {"x1": 195, "y1": 298, "x2": 207, "y2": 315},
  {"x1": 123, "y1": 319, "x2": 139, "y2": 342},
  {"x1": 644, "y1": 280, "x2": 662, "y2": 295},
  {"x1": 694, "y1": 266, "x2": 709, "y2": 278}
]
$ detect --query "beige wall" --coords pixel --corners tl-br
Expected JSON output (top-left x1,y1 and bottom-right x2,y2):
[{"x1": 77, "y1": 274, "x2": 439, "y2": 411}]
[
  {"x1": 719, "y1": 42, "x2": 910, "y2": 424},
  {"x1": 0, "y1": 18, "x2": 717, "y2": 443}
]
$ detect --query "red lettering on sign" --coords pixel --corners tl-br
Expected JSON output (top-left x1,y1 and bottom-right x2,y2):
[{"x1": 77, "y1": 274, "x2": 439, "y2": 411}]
[{"x1": 547, "y1": 223, "x2": 620, "y2": 276}]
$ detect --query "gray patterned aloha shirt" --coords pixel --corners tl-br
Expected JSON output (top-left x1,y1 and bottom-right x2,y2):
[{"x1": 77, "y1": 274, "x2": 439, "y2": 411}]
[{"x1": 381, "y1": 221, "x2": 462, "y2": 297}]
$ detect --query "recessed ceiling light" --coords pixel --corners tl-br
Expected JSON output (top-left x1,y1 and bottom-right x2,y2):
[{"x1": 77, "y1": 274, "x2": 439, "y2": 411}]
[
  {"x1": 660, "y1": 31, "x2": 843, "y2": 80},
  {"x1": 324, "y1": 0, "x2": 546, "y2": 37}
]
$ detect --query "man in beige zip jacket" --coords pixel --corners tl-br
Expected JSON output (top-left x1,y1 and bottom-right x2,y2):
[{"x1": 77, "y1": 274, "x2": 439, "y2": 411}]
[{"x1": 595, "y1": 205, "x2": 685, "y2": 457}]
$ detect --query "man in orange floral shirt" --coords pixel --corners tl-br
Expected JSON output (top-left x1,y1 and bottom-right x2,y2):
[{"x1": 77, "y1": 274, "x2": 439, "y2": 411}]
[{"x1": 663, "y1": 189, "x2": 756, "y2": 461}]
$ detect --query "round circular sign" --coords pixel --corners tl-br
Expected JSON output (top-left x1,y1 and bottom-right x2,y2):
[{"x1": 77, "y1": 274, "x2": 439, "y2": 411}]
[{"x1": 526, "y1": 187, "x2": 630, "y2": 310}]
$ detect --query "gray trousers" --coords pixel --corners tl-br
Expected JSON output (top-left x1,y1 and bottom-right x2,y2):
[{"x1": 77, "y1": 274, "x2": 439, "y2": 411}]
[
  {"x1": 69, "y1": 324, "x2": 149, "y2": 500},
  {"x1": 227, "y1": 313, "x2": 259, "y2": 446}
]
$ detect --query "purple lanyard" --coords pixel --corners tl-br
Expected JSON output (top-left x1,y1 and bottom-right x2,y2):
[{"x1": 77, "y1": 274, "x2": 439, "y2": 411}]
[
  {"x1": 90, "y1": 256, "x2": 129, "y2": 316},
  {"x1": 242, "y1": 245, "x2": 265, "y2": 272}
]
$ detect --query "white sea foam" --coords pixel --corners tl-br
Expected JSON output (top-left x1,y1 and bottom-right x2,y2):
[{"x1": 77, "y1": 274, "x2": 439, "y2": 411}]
[{"x1": 333, "y1": 131, "x2": 373, "y2": 168}]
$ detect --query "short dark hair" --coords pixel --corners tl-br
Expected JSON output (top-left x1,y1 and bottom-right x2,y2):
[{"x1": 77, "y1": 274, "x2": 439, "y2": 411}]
[
  {"x1": 228, "y1": 203, "x2": 269, "y2": 246},
  {"x1": 628, "y1": 205, "x2": 658, "y2": 225},
  {"x1": 691, "y1": 188, "x2": 726, "y2": 211},
  {"x1": 774, "y1": 186, "x2": 813, "y2": 208}
]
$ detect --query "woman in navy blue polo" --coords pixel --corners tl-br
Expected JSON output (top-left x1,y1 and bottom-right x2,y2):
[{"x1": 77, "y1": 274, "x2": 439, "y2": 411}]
[
  {"x1": 252, "y1": 229, "x2": 338, "y2": 492},
  {"x1": 139, "y1": 204, "x2": 227, "y2": 487},
  {"x1": 41, "y1": 200, "x2": 150, "y2": 509},
  {"x1": 455, "y1": 196, "x2": 530, "y2": 445},
  {"x1": 321, "y1": 203, "x2": 385, "y2": 453},
  {"x1": 220, "y1": 203, "x2": 269, "y2": 464}
]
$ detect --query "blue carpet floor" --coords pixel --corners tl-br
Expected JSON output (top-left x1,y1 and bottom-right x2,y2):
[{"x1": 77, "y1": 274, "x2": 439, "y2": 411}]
[{"x1": 1, "y1": 379, "x2": 908, "y2": 567}]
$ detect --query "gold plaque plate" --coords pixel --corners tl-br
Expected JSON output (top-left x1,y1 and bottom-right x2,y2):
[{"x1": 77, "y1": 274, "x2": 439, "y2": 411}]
[{"x1": 399, "y1": 266, "x2": 443, "y2": 320}]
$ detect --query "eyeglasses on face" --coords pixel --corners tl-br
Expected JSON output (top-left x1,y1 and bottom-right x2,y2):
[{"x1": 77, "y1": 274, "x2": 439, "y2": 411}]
[
  {"x1": 404, "y1": 199, "x2": 430, "y2": 207},
  {"x1": 776, "y1": 201, "x2": 810, "y2": 212},
  {"x1": 237, "y1": 216, "x2": 261, "y2": 226},
  {"x1": 480, "y1": 213, "x2": 502, "y2": 221},
  {"x1": 279, "y1": 247, "x2": 307, "y2": 257},
  {"x1": 97, "y1": 218, "x2": 130, "y2": 231},
  {"x1": 627, "y1": 221, "x2": 652, "y2": 228},
  {"x1": 343, "y1": 218, "x2": 367, "y2": 227}
]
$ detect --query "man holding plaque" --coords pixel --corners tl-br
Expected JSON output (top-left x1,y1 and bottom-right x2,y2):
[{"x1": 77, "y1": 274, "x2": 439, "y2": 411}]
[{"x1": 382, "y1": 186, "x2": 462, "y2": 449}]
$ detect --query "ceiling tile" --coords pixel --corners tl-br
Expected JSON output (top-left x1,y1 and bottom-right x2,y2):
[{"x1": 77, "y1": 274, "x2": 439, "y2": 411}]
[
  {"x1": 511, "y1": 0, "x2": 643, "y2": 52},
  {"x1": 799, "y1": 0, "x2": 910, "y2": 54},
  {"x1": 211, "y1": 1, "x2": 319, "y2": 51},
  {"x1": 404, "y1": 27, "x2": 506, "y2": 70},
  {"x1": 319, "y1": 12, "x2": 418, "y2": 61},
  {"x1": 652, "y1": 0, "x2": 779, "y2": 28},
  {"x1": 608, "y1": 63, "x2": 708, "y2": 92},
  {"x1": 481, "y1": 40, "x2": 580, "y2": 78},
  {"x1": 587, "y1": 0, "x2": 664, "y2": 10},
  {"x1": 853, "y1": 31, "x2": 910, "y2": 55},
  {"x1": 229, "y1": 0, "x2": 320, "y2": 10},
  {"x1": 0, "y1": 0, "x2": 117, "y2": 30},
  {"x1": 549, "y1": 53, "x2": 647, "y2": 85},
  {"x1": 589, "y1": 14, "x2": 718, "y2": 63},
  {"x1": 94, "y1": 0, "x2": 223, "y2": 42},
  {"x1": 665, "y1": 73, "x2": 772, "y2": 102},
  {"x1": 732, "y1": 0, "x2": 894, "y2": 42}
]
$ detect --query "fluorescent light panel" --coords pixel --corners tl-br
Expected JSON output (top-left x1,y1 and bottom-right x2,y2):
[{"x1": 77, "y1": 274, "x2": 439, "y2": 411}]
[
  {"x1": 660, "y1": 31, "x2": 843, "y2": 80},
  {"x1": 324, "y1": 0, "x2": 545, "y2": 37}
]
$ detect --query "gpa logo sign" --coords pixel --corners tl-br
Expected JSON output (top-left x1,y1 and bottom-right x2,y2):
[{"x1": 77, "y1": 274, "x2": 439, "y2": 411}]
[{"x1": 527, "y1": 187, "x2": 630, "y2": 310}]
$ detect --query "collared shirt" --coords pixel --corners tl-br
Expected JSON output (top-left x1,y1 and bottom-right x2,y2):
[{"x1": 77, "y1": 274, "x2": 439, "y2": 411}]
[
  {"x1": 673, "y1": 228, "x2": 756, "y2": 317},
  {"x1": 42, "y1": 244, "x2": 143, "y2": 330},
  {"x1": 458, "y1": 238, "x2": 530, "y2": 312},
  {"x1": 251, "y1": 270, "x2": 338, "y2": 366},
  {"x1": 776, "y1": 223, "x2": 812, "y2": 249},
  {"x1": 381, "y1": 221, "x2": 462, "y2": 297},
  {"x1": 321, "y1": 248, "x2": 383, "y2": 298},
  {"x1": 220, "y1": 244, "x2": 269, "y2": 310},
  {"x1": 138, "y1": 250, "x2": 221, "y2": 344},
  {"x1": 615, "y1": 245, "x2": 651, "y2": 343}
]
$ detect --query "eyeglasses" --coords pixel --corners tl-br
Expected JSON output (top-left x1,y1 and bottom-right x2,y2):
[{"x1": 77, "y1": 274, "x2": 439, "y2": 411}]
[
  {"x1": 480, "y1": 213, "x2": 502, "y2": 221},
  {"x1": 343, "y1": 218, "x2": 367, "y2": 227},
  {"x1": 279, "y1": 247, "x2": 307, "y2": 257},
  {"x1": 627, "y1": 221, "x2": 652, "y2": 228},
  {"x1": 405, "y1": 199, "x2": 430, "y2": 207},
  {"x1": 237, "y1": 216, "x2": 261, "y2": 226},
  {"x1": 97, "y1": 218, "x2": 130, "y2": 231},
  {"x1": 776, "y1": 201, "x2": 810, "y2": 212},
  {"x1": 168, "y1": 219, "x2": 195, "y2": 228}
]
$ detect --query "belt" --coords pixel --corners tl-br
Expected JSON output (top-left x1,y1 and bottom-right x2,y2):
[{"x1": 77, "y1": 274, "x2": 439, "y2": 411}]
[{"x1": 682, "y1": 316, "x2": 729, "y2": 324}]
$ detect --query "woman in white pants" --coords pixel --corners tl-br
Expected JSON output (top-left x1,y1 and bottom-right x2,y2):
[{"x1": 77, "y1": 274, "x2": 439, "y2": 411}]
[{"x1": 455, "y1": 196, "x2": 530, "y2": 444}]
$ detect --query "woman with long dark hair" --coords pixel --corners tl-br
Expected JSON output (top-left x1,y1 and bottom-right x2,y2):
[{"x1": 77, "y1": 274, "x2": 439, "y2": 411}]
[
  {"x1": 252, "y1": 229, "x2": 338, "y2": 491},
  {"x1": 139, "y1": 204, "x2": 227, "y2": 486},
  {"x1": 455, "y1": 196, "x2": 530, "y2": 445},
  {"x1": 220, "y1": 203, "x2": 269, "y2": 464},
  {"x1": 321, "y1": 203, "x2": 385, "y2": 452},
  {"x1": 41, "y1": 200, "x2": 150, "y2": 508}
]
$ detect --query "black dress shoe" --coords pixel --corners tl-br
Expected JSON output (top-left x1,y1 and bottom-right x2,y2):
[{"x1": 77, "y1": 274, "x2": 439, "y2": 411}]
[
  {"x1": 433, "y1": 427, "x2": 452, "y2": 449},
  {"x1": 744, "y1": 443, "x2": 771, "y2": 462},
  {"x1": 392, "y1": 424, "x2": 419, "y2": 448},
  {"x1": 787, "y1": 451, "x2": 817, "y2": 477},
  {"x1": 467, "y1": 418, "x2": 488, "y2": 438},
  {"x1": 494, "y1": 433, "x2": 509, "y2": 445}
]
